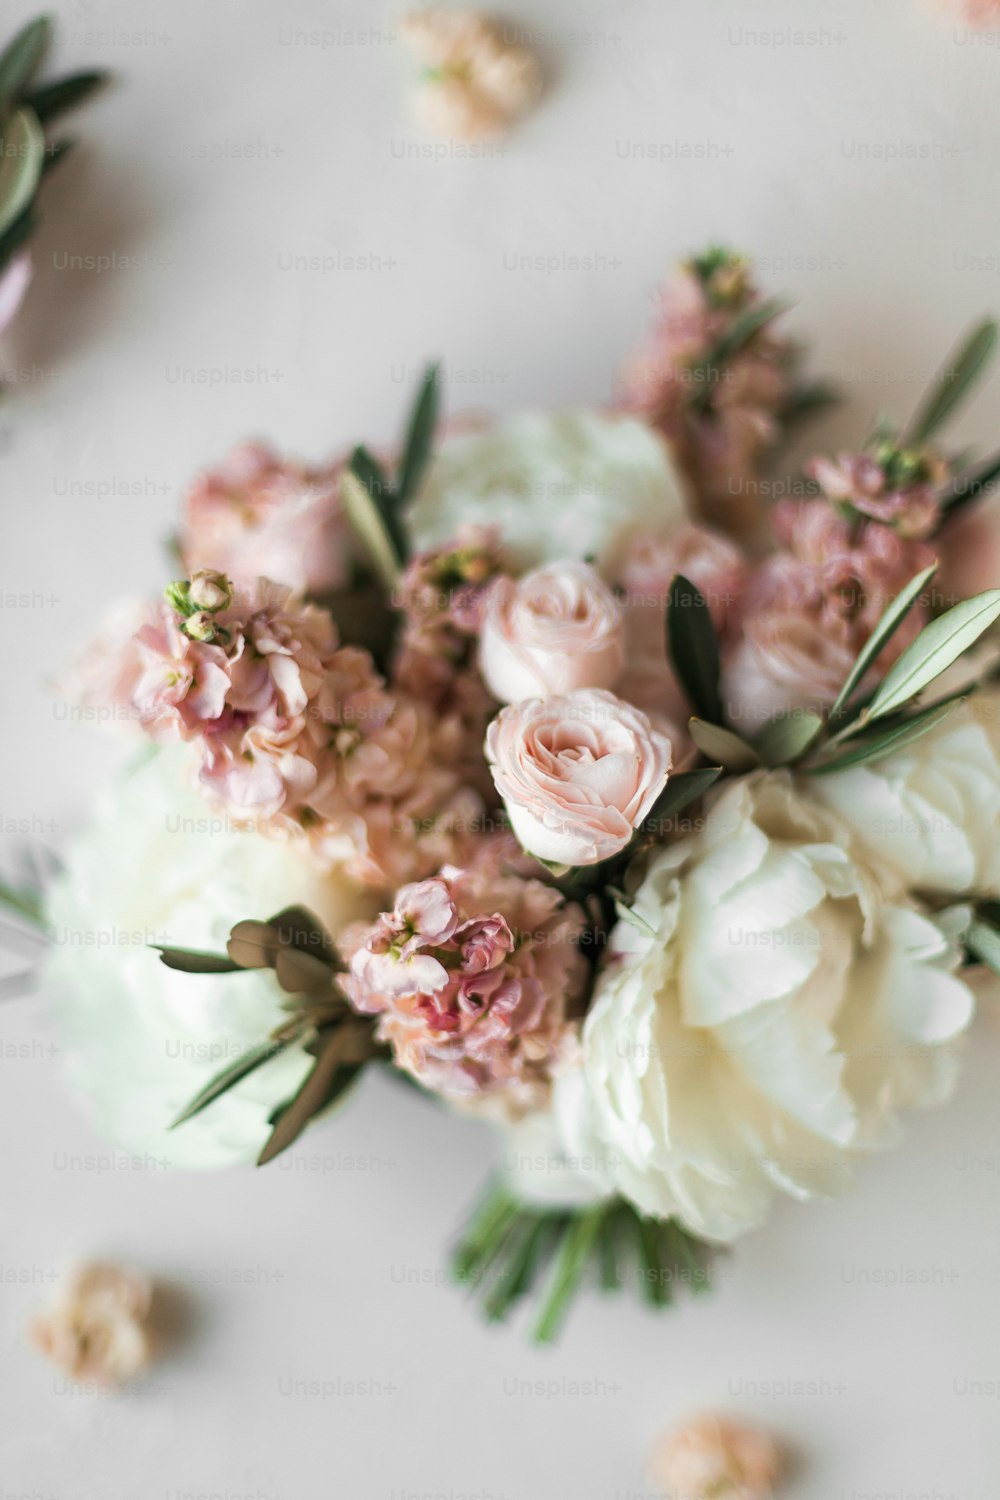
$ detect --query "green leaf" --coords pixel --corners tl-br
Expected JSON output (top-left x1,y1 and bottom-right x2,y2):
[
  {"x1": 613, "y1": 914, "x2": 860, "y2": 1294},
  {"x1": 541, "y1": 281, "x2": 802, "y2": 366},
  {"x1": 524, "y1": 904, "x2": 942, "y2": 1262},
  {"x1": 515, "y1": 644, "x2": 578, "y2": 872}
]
[
  {"x1": 809, "y1": 699, "x2": 961, "y2": 776},
  {"x1": 0, "y1": 876, "x2": 46, "y2": 930},
  {"x1": 153, "y1": 944, "x2": 243, "y2": 974},
  {"x1": 753, "y1": 710, "x2": 824, "y2": 766},
  {"x1": 688, "y1": 718, "x2": 759, "y2": 771},
  {"x1": 666, "y1": 574, "x2": 723, "y2": 722},
  {"x1": 396, "y1": 361, "x2": 440, "y2": 507},
  {"x1": 171, "y1": 1038, "x2": 290, "y2": 1127},
  {"x1": 705, "y1": 296, "x2": 786, "y2": 366},
  {"x1": 349, "y1": 441, "x2": 407, "y2": 558},
  {"x1": 0, "y1": 15, "x2": 51, "y2": 115},
  {"x1": 939, "y1": 450, "x2": 1000, "y2": 520},
  {"x1": 257, "y1": 1031, "x2": 363, "y2": 1165},
  {"x1": 642, "y1": 765, "x2": 723, "y2": 837},
  {"x1": 0, "y1": 107, "x2": 45, "y2": 239},
  {"x1": 534, "y1": 1204, "x2": 607, "y2": 1344},
  {"x1": 966, "y1": 917, "x2": 1000, "y2": 977},
  {"x1": 24, "y1": 68, "x2": 109, "y2": 122},
  {"x1": 342, "y1": 465, "x2": 402, "y2": 594},
  {"x1": 908, "y1": 318, "x2": 999, "y2": 445},
  {"x1": 866, "y1": 589, "x2": 1000, "y2": 722},
  {"x1": 830, "y1": 564, "x2": 938, "y2": 722},
  {"x1": 266, "y1": 905, "x2": 337, "y2": 965}
]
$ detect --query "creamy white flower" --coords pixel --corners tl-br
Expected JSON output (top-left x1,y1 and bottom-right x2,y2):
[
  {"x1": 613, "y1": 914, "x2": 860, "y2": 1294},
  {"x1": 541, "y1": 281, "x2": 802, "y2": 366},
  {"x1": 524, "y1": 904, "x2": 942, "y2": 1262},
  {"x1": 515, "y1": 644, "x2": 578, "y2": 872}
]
[
  {"x1": 812, "y1": 691, "x2": 1000, "y2": 898},
  {"x1": 407, "y1": 410, "x2": 691, "y2": 574},
  {"x1": 31, "y1": 1262, "x2": 153, "y2": 1387},
  {"x1": 548, "y1": 773, "x2": 974, "y2": 1243},
  {"x1": 44, "y1": 749, "x2": 377, "y2": 1169}
]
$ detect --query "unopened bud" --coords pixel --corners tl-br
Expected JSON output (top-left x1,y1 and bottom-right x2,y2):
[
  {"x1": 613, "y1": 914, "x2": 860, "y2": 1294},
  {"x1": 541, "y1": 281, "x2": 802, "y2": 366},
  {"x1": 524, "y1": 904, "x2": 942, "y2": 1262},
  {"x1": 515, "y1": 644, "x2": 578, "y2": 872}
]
[
  {"x1": 188, "y1": 570, "x2": 233, "y2": 613},
  {"x1": 183, "y1": 610, "x2": 218, "y2": 642}
]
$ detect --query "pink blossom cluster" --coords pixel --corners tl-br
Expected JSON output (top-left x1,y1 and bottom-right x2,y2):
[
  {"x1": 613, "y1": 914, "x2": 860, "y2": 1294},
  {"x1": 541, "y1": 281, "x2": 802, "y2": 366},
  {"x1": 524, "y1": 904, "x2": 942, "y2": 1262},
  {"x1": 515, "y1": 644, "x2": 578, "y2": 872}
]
[
  {"x1": 343, "y1": 842, "x2": 587, "y2": 1109},
  {"x1": 179, "y1": 442, "x2": 351, "y2": 597},
  {"x1": 101, "y1": 573, "x2": 484, "y2": 889},
  {"x1": 620, "y1": 250, "x2": 794, "y2": 528},
  {"x1": 807, "y1": 446, "x2": 948, "y2": 539}
]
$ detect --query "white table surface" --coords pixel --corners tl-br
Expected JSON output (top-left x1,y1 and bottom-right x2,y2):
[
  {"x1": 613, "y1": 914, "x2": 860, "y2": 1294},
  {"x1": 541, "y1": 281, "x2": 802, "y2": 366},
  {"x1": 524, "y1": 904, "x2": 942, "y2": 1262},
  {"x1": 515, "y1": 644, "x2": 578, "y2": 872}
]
[{"x1": 2, "y1": 0, "x2": 999, "y2": 1494}]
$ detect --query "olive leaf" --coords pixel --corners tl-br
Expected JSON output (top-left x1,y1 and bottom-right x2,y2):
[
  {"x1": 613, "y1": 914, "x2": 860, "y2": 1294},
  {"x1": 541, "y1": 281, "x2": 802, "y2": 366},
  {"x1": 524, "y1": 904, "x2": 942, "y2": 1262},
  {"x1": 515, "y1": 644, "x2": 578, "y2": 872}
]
[
  {"x1": 907, "y1": 318, "x2": 999, "y2": 446},
  {"x1": 688, "y1": 718, "x2": 759, "y2": 771},
  {"x1": 829, "y1": 563, "x2": 938, "y2": 723},
  {"x1": 642, "y1": 765, "x2": 723, "y2": 835},
  {"x1": 257, "y1": 1024, "x2": 371, "y2": 1166},
  {"x1": 154, "y1": 945, "x2": 242, "y2": 974},
  {"x1": 753, "y1": 710, "x2": 824, "y2": 766},
  {"x1": 24, "y1": 68, "x2": 109, "y2": 122},
  {"x1": 396, "y1": 361, "x2": 440, "y2": 507},
  {"x1": 342, "y1": 467, "x2": 403, "y2": 594},
  {"x1": 809, "y1": 699, "x2": 961, "y2": 776},
  {"x1": 865, "y1": 590, "x2": 1000, "y2": 722},
  {"x1": 0, "y1": 15, "x2": 51, "y2": 116},
  {"x1": 170, "y1": 1038, "x2": 291, "y2": 1128},
  {"x1": 0, "y1": 107, "x2": 45, "y2": 239},
  {"x1": 666, "y1": 574, "x2": 723, "y2": 723}
]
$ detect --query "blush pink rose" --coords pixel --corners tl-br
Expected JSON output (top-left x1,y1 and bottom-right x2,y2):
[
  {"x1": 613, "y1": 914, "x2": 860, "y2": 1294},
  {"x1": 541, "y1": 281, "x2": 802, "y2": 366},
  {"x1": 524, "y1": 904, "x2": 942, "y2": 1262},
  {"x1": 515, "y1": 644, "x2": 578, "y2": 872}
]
[
  {"x1": 478, "y1": 560, "x2": 625, "y2": 703},
  {"x1": 179, "y1": 442, "x2": 350, "y2": 596},
  {"x1": 485, "y1": 688, "x2": 672, "y2": 866}
]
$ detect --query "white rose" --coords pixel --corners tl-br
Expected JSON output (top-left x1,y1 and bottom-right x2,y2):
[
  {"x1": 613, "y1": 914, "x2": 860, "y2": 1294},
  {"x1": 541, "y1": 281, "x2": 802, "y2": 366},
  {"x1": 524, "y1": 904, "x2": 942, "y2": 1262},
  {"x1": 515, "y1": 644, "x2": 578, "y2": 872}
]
[
  {"x1": 43, "y1": 749, "x2": 377, "y2": 1169},
  {"x1": 407, "y1": 410, "x2": 691, "y2": 574},
  {"x1": 811, "y1": 691, "x2": 1000, "y2": 897},
  {"x1": 478, "y1": 560, "x2": 625, "y2": 702},
  {"x1": 549, "y1": 773, "x2": 974, "y2": 1243}
]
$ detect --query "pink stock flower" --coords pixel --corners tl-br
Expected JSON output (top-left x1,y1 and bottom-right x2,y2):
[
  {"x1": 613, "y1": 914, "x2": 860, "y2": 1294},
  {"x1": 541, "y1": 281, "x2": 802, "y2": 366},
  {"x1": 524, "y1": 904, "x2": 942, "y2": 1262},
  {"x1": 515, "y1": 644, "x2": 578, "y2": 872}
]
[
  {"x1": 97, "y1": 575, "x2": 484, "y2": 889},
  {"x1": 615, "y1": 523, "x2": 747, "y2": 724},
  {"x1": 486, "y1": 689, "x2": 673, "y2": 866},
  {"x1": 178, "y1": 442, "x2": 350, "y2": 596},
  {"x1": 478, "y1": 560, "x2": 625, "y2": 703},
  {"x1": 722, "y1": 502, "x2": 934, "y2": 728},
  {"x1": 344, "y1": 849, "x2": 586, "y2": 1108},
  {"x1": 806, "y1": 447, "x2": 946, "y2": 540}
]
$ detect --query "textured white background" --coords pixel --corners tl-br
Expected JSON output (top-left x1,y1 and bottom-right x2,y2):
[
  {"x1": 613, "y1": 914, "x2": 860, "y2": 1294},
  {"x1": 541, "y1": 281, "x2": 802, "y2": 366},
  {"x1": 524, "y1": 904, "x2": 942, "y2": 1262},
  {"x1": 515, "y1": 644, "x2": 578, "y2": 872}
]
[{"x1": 1, "y1": 0, "x2": 1000, "y2": 1495}]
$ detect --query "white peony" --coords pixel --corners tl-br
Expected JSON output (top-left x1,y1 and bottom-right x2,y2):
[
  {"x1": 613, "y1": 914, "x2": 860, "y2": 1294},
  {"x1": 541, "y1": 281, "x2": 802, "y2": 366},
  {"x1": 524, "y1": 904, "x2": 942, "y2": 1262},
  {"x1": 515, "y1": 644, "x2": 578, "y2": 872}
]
[
  {"x1": 44, "y1": 749, "x2": 377, "y2": 1169},
  {"x1": 406, "y1": 410, "x2": 691, "y2": 573},
  {"x1": 545, "y1": 773, "x2": 974, "y2": 1244},
  {"x1": 811, "y1": 691, "x2": 1000, "y2": 898}
]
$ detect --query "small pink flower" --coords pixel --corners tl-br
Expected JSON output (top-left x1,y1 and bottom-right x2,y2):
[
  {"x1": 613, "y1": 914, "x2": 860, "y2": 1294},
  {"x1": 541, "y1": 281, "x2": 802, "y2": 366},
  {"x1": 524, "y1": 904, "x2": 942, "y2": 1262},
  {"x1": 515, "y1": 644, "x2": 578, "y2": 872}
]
[
  {"x1": 344, "y1": 848, "x2": 586, "y2": 1107},
  {"x1": 179, "y1": 442, "x2": 350, "y2": 595},
  {"x1": 486, "y1": 688, "x2": 672, "y2": 866},
  {"x1": 478, "y1": 560, "x2": 625, "y2": 703},
  {"x1": 650, "y1": 1414, "x2": 782, "y2": 1500},
  {"x1": 806, "y1": 449, "x2": 945, "y2": 540},
  {"x1": 30, "y1": 1262, "x2": 153, "y2": 1387}
]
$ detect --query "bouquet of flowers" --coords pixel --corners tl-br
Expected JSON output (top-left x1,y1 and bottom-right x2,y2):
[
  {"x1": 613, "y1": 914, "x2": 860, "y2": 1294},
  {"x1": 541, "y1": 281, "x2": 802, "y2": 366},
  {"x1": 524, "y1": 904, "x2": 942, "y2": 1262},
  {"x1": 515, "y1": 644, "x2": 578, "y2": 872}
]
[{"x1": 17, "y1": 248, "x2": 1000, "y2": 1342}]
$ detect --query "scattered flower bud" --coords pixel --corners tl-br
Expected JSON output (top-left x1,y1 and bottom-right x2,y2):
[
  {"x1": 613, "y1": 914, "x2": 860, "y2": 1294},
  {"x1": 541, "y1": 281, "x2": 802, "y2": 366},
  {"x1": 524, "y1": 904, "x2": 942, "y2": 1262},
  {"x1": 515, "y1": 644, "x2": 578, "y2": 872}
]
[
  {"x1": 401, "y1": 8, "x2": 542, "y2": 141},
  {"x1": 182, "y1": 610, "x2": 220, "y2": 642},
  {"x1": 650, "y1": 1414, "x2": 783, "y2": 1500},
  {"x1": 188, "y1": 569, "x2": 233, "y2": 613},
  {"x1": 30, "y1": 1261, "x2": 154, "y2": 1387}
]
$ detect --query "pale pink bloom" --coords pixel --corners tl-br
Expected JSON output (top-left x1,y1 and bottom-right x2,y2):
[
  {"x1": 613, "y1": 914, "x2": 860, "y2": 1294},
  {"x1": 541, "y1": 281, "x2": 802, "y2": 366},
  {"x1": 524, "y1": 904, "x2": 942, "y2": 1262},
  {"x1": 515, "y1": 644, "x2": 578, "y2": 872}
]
[
  {"x1": 936, "y1": 494, "x2": 1000, "y2": 601},
  {"x1": 722, "y1": 507, "x2": 933, "y2": 728},
  {"x1": 806, "y1": 450, "x2": 945, "y2": 540},
  {"x1": 0, "y1": 251, "x2": 32, "y2": 335},
  {"x1": 30, "y1": 1262, "x2": 153, "y2": 1387},
  {"x1": 54, "y1": 597, "x2": 163, "y2": 731},
  {"x1": 650, "y1": 1414, "x2": 782, "y2": 1500},
  {"x1": 616, "y1": 523, "x2": 748, "y2": 721},
  {"x1": 344, "y1": 849, "x2": 586, "y2": 1107},
  {"x1": 401, "y1": 9, "x2": 543, "y2": 141},
  {"x1": 179, "y1": 442, "x2": 350, "y2": 596},
  {"x1": 486, "y1": 689, "x2": 672, "y2": 866},
  {"x1": 479, "y1": 560, "x2": 625, "y2": 703}
]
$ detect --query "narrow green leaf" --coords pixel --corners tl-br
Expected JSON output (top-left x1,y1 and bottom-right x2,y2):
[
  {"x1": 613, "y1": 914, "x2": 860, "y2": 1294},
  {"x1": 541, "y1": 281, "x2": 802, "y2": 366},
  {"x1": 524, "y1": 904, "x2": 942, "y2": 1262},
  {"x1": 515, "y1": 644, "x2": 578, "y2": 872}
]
[
  {"x1": 171, "y1": 1038, "x2": 290, "y2": 1127},
  {"x1": 612, "y1": 898, "x2": 657, "y2": 939},
  {"x1": 24, "y1": 68, "x2": 109, "y2": 122},
  {"x1": 830, "y1": 564, "x2": 939, "y2": 722},
  {"x1": 809, "y1": 699, "x2": 961, "y2": 775},
  {"x1": 939, "y1": 450, "x2": 1000, "y2": 519},
  {"x1": 866, "y1": 590, "x2": 1000, "y2": 722},
  {"x1": 342, "y1": 466, "x2": 402, "y2": 594},
  {"x1": 667, "y1": 574, "x2": 723, "y2": 722},
  {"x1": 0, "y1": 107, "x2": 45, "y2": 239},
  {"x1": 41, "y1": 136, "x2": 73, "y2": 175},
  {"x1": 753, "y1": 710, "x2": 824, "y2": 766},
  {"x1": 966, "y1": 918, "x2": 1000, "y2": 977},
  {"x1": 257, "y1": 1034, "x2": 363, "y2": 1165},
  {"x1": 688, "y1": 718, "x2": 759, "y2": 771},
  {"x1": 453, "y1": 1179, "x2": 521, "y2": 1284},
  {"x1": 908, "y1": 319, "x2": 999, "y2": 445},
  {"x1": 153, "y1": 945, "x2": 242, "y2": 974},
  {"x1": 641, "y1": 766, "x2": 723, "y2": 838},
  {"x1": 396, "y1": 361, "x2": 440, "y2": 507},
  {"x1": 0, "y1": 15, "x2": 52, "y2": 114},
  {"x1": 482, "y1": 1214, "x2": 553, "y2": 1323},
  {"x1": 707, "y1": 297, "x2": 786, "y2": 366},
  {"x1": 534, "y1": 1204, "x2": 607, "y2": 1344},
  {"x1": 0, "y1": 877, "x2": 46, "y2": 929}
]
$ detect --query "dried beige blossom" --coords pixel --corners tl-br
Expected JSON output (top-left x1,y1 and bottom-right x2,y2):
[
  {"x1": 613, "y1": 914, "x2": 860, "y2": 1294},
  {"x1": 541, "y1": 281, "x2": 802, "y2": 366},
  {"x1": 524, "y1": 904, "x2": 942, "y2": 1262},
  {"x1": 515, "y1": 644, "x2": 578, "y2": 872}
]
[
  {"x1": 650, "y1": 1414, "x2": 783, "y2": 1500},
  {"x1": 30, "y1": 1261, "x2": 153, "y2": 1386},
  {"x1": 401, "y1": 8, "x2": 542, "y2": 140}
]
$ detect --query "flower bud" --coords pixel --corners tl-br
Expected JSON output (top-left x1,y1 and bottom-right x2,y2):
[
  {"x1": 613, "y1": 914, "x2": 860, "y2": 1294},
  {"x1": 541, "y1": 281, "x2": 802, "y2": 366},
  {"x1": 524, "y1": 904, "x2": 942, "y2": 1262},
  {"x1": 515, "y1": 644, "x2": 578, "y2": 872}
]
[
  {"x1": 188, "y1": 569, "x2": 233, "y2": 613},
  {"x1": 183, "y1": 610, "x2": 218, "y2": 642}
]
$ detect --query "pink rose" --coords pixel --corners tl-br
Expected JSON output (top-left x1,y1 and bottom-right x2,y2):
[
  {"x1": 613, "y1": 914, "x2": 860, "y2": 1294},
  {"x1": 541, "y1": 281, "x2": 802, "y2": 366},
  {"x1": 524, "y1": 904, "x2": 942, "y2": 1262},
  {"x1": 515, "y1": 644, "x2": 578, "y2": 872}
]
[
  {"x1": 485, "y1": 688, "x2": 672, "y2": 866},
  {"x1": 179, "y1": 442, "x2": 350, "y2": 596},
  {"x1": 478, "y1": 560, "x2": 625, "y2": 703}
]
